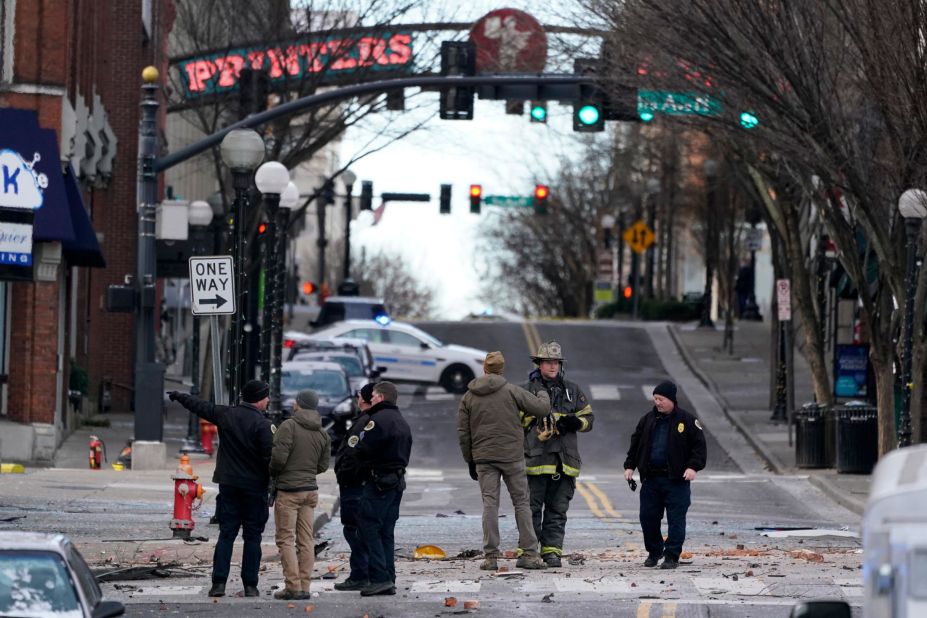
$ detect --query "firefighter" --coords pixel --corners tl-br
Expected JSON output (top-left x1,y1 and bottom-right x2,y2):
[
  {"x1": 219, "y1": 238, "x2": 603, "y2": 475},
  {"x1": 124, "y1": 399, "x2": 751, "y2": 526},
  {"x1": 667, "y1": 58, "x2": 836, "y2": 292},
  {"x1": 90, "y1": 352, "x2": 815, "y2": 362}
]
[{"x1": 522, "y1": 341, "x2": 594, "y2": 567}]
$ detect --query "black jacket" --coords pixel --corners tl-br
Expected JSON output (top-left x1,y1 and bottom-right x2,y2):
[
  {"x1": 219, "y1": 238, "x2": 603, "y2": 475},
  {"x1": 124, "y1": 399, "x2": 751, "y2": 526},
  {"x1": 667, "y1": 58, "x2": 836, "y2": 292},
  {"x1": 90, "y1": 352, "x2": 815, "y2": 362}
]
[
  {"x1": 174, "y1": 393, "x2": 273, "y2": 493},
  {"x1": 347, "y1": 401, "x2": 412, "y2": 479},
  {"x1": 334, "y1": 410, "x2": 370, "y2": 487},
  {"x1": 623, "y1": 406, "x2": 707, "y2": 481}
]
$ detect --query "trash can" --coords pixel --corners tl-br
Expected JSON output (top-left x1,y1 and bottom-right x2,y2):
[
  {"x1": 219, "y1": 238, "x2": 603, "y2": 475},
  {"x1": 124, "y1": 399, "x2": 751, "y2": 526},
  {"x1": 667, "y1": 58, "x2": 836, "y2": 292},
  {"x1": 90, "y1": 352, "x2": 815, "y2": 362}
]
[
  {"x1": 822, "y1": 406, "x2": 836, "y2": 468},
  {"x1": 795, "y1": 403, "x2": 828, "y2": 468},
  {"x1": 835, "y1": 403, "x2": 878, "y2": 474}
]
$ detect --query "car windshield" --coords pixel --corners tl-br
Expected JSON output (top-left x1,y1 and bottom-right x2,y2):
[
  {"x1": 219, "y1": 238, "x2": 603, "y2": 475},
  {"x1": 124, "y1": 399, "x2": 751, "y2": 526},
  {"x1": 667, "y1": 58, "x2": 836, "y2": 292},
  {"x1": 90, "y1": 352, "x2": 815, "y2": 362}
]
[
  {"x1": 292, "y1": 354, "x2": 364, "y2": 377},
  {"x1": 282, "y1": 370, "x2": 349, "y2": 397},
  {"x1": 0, "y1": 551, "x2": 82, "y2": 617}
]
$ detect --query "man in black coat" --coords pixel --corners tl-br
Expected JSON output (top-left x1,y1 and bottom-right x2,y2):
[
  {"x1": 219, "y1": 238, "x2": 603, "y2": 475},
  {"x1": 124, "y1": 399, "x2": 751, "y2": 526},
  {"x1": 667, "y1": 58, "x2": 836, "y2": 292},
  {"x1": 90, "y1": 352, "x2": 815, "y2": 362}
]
[
  {"x1": 348, "y1": 381, "x2": 412, "y2": 597},
  {"x1": 623, "y1": 381, "x2": 707, "y2": 570},
  {"x1": 169, "y1": 379, "x2": 274, "y2": 597}
]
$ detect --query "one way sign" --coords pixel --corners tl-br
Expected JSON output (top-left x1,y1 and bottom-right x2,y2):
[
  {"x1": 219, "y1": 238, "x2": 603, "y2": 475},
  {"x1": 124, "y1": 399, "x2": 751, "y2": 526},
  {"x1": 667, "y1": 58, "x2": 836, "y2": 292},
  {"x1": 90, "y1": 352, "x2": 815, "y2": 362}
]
[{"x1": 189, "y1": 256, "x2": 236, "y2": 315}]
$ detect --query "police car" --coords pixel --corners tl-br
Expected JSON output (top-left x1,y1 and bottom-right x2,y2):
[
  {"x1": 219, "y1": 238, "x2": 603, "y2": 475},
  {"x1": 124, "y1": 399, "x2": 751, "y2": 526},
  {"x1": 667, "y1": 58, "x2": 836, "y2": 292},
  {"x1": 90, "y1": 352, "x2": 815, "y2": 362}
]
[{"x1": 309, "y1": 320, "x2": 487, "y2": 393}]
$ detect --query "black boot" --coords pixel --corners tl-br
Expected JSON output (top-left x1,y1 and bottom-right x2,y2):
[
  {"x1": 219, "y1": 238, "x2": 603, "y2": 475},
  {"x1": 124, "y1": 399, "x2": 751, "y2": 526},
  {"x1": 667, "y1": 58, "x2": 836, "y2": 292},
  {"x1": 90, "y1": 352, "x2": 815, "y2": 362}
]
[
  {"x1": 243, "y1": 585, "x2": 260, "y2": 597},
  {"x1": 542, "y1": 553, "x2": 562, "y2": 568},
  {"x1": 334, "y1": 578, "x2": 368, "y2": 591},
  {"x1": 208, "y1": 582, "x2": 226, "y2": 597},
  {"x1": 643, "y1": 555, "x2": 660, "y2": 568},
  {"x1": 660, "y1": 556, "x2": 679, "y2": 570}
]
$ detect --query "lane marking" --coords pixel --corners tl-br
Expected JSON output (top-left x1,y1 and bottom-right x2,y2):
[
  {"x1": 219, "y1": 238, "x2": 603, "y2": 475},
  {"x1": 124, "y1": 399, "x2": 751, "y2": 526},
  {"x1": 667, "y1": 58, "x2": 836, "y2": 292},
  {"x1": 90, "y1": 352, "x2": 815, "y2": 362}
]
[
  {"x1": 589, "y1": 384, "x2": 621, "y2": 400},
  {"x1": 637, "y1": 601, "x2": 651, "y2": 618},
  {"x1": 583, "y1": 480, "x2": 622, "y2": 519},
  {"x1": 641, "y1": 384, "x2": 656, "y2": 401},
  {"x1": 521, "y1": 320, "x2": 542, "y2": 353},
  {"x1": 661, "y1": 602, "x2": 677, "y2": 618}
]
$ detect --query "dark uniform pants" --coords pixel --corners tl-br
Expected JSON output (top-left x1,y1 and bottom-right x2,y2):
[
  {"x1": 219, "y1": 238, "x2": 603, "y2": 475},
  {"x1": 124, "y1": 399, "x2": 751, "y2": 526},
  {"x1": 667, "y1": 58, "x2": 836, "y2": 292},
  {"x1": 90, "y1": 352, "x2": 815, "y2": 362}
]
[
  {"x1": 358, "y1": 483, "x2": 403, "y2": 584},
  {"x1": 339, "y1": 484, "x2": 368, "y2": 581},
  {"x1": 640, "y1": 477, "x2": 691, "y2": 560},
  {"x1": 212, "y1": 484, "x2": 270, "y2": 586},
  {"x1": 528, "y1": 474, "x2": 576, "y2": 556}
]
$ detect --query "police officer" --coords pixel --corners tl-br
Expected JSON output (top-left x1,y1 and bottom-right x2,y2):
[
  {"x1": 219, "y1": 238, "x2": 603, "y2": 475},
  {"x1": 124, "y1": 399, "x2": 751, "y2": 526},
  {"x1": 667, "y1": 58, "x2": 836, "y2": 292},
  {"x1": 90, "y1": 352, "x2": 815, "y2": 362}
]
[
  {"x1": 332, "y1": 383, "x2": 375, "y2": 592},
  {"x1": 168, "y1": 379, "x2": 274, "y2": 597},
  {"x1": 623, "y1": 381, "x2": 707, "y2": 569},
  {"x1": 522, "y1": 342, "x2": 594, "y2": 568},
  {"x1": 350, "y1": 381, "x2": 412, "y2": 596}
]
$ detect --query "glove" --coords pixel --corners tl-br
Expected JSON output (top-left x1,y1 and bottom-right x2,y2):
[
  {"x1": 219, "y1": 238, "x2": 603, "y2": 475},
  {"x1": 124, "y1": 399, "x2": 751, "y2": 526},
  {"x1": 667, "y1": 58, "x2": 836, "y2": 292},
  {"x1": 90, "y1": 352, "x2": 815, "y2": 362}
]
[
  {"x1": 167, "y1": 391, "x2": 181, "y2": 402},
  {"x1": 468, "y1": 462, "x2": 478, "y2": 481},
  {"x1": 536, "y1": 416, "x2": 557, "y2": 442},
  {"x1": 556, "y1": 414, "x2": 583, "y2": 433}
]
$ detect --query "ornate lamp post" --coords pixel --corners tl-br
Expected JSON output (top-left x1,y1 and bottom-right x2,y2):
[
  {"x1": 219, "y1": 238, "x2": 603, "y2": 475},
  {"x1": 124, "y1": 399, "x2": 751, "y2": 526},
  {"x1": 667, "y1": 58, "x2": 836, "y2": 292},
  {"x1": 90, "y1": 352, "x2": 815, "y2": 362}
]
[
  {"x1": 897, "y1": 188, "x2": 927, "y2": 447},
  {"x1": 269, "y1": 182, "x2": 299, "y2": 421},
  {"x1": 341, "y1": 169, "x2": 357, "y2": 283},
  {"x1": 219, "y1": 129, "x2": 264, "y2": 404},
  {"x1": 700, "y1": 159, "x2": 719, "y2": 328}
]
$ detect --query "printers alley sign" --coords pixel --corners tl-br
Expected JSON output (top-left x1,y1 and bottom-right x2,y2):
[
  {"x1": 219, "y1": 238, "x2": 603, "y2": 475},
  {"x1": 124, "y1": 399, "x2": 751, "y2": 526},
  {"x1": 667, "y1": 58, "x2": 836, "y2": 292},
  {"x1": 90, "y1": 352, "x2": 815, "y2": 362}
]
[{"x1": 176, "y1": 31, "x2": 414, "y2": 99}]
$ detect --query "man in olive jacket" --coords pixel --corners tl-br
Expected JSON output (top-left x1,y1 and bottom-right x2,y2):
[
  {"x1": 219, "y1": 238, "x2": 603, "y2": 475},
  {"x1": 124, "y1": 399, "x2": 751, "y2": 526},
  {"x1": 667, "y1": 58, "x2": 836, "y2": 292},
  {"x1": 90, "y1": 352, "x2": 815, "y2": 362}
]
[
  {"x1": 270, "y1": 389, "x2": 331, "y2": 599},
  {"x1": 458, "y1": 351, "x2": 550, "y2": 571}
]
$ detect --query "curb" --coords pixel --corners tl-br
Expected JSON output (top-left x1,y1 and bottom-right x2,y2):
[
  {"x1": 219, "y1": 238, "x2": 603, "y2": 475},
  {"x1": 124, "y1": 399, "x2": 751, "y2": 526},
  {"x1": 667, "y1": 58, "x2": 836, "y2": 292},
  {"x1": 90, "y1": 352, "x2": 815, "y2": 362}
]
[
  {"x1": 666, "y1": 325, "x2": 786, "y2": 475},
  {"x1": 807, "y1": 475, "x2": 866, "y2": 516}
]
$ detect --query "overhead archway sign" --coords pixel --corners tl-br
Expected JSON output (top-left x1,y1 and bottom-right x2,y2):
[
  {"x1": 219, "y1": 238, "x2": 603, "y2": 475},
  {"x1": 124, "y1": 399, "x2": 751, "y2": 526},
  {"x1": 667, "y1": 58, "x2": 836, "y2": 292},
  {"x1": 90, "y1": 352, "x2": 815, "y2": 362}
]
[{"x1": 469, "y1": 9, "x2": 547, "y2": 73}]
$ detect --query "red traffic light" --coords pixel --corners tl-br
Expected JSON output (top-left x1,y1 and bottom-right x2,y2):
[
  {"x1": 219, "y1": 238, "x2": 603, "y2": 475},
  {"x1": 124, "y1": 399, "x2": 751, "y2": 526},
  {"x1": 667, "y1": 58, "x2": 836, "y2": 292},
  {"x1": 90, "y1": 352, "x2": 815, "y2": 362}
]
[
  {"x1": 623, "y1": 286, "x2": 633, "y2": 299},
  {"x1": 534, "y1": 185, "x2": 550, "y2": 200},
  {"x1": 469, "y1": 184, "x2": 482, "y2": 198},
  {"x1": 258, "y1": 223, "x2": 267, "y2": 234},
  {"x1": 302, "y1": 281, "x2": 316, "y2": 295}
]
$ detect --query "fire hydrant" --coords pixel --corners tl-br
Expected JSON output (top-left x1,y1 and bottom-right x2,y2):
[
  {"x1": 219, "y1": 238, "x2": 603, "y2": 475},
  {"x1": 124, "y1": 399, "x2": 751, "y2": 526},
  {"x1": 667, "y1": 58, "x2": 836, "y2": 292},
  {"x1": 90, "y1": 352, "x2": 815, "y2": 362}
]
[
  {"x1": 170, "y1": 454, "x2": 205, "y2": 539},
  {"x1": 199, "y1": 420, "x2": 217, "y2": 456},
  {"x1": 88, "y1": 435, "x2": 105, "y2": 470}
]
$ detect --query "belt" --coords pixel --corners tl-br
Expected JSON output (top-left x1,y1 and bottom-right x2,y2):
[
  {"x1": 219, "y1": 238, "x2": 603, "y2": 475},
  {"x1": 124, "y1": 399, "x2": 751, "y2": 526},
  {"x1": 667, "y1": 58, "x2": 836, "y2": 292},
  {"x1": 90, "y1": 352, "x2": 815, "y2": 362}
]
[{"x1": 648, "y1": 468, "x2": 669, "y2": 477}]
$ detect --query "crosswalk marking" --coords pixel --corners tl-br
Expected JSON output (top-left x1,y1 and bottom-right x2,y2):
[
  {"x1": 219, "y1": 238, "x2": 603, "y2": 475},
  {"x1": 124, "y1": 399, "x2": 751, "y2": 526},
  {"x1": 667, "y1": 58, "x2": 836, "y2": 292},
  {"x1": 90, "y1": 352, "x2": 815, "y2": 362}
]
[
  {"x1": 424, "y1": 386, "x2": 455, "y2": 401},
  {"x1": 642, "y1": 384, "x2": 656, "y2": 401},
  {"x1": 589, "y1": 384, "x2": 621, "y2": 400},
  {"x1": 410, "y1": 580, "x2": 481, "y2": 593}
]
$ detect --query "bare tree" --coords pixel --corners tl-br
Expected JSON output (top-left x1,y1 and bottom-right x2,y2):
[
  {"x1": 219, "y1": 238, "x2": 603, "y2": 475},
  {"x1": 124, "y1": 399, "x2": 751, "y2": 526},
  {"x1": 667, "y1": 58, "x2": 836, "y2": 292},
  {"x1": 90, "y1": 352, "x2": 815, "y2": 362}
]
[{"x1": 351, "y1": 250, "x2": 437, "y2": 320}]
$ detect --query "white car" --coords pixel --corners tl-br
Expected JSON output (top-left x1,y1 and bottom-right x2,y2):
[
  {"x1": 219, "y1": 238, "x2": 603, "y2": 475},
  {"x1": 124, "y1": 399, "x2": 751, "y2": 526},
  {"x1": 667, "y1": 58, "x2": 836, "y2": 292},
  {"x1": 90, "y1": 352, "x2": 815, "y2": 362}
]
[{"x1": 309, "y1": 320, "x2": 487, "y2": 393}]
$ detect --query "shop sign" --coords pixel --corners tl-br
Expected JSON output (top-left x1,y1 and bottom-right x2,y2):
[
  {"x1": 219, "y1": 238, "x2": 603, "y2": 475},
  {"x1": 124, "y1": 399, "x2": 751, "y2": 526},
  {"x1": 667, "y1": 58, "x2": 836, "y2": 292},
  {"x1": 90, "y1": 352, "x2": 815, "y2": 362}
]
[
  {"x1": 0, "y1": 149, "x2": 47, "y2": 210},
  {"x1": 176, "y1": 31, "x2": 414, "y2": 99},
  {"x1": 834, "y1": 344, "x2": 868, "y2": 398},
  {"x1": 0, "y1": 222, "x2": 33, "y2": 266}
]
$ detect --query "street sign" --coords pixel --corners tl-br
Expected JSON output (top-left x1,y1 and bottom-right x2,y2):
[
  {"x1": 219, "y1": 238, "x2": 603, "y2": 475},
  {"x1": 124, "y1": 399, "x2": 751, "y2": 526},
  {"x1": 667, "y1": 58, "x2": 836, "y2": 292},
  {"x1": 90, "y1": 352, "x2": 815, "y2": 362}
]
[
  {"x1": 594, "y1": 279, "x2": 614, "y2": 304},
  {"x1": 189, "y1": 256, "x2": 236, "y2": 315},
  {"x1": 745, "y1": 228, "x2": 763, "y2": 251},
  {"x1": 469, "y1": 9, "x2": 547, "y2": 73},
  {"x1": 776, "y1": 278, "x2": 791, "y2": 322},
  {"x1": 484, "y1": 195, "x2": 533, "y2": 208},
  {"x1": 637, "y1": 90, "x2": 721, "y2": 117},
  {"x1": 623, "y1": 220, "x2": 656, "y2": 254}
]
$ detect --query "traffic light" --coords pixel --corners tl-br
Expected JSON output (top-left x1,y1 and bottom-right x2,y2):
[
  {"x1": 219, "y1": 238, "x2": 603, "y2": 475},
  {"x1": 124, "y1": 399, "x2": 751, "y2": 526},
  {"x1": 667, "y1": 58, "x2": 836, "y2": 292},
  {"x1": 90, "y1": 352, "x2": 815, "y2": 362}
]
[
  {"x1": 440, "y1": 184, "x2": 452, "y2": 214},
  {"x1": 623, "y1": 285, "x2": 633, "y2": 300},
  {"x1": 740, "y1": 111, "x2": 759, "y2": 129},
  {"x1": 360, "y1": 181, "x2": 373, "y2": 211},
  {"x1": 469, "y1": 184, "x2": 482, "y2": 214},
  {"x1": 439, "y1": 41, "x2": 476, "y2": 120},
  {"x1": 529, "y1": 101, "x2": 547, "y2": 123},
  {"x1": 302, "y1": 281, "x2": 317, "y2": 295},
  {"x1": 573, "y1": 58, "x2": 604, "y2": 132},
  {"x1": 534, "y1": 184, "x2": 550, "y2": 215},
  {"x1": 257, "y1": 222, "x2": 267, "y2": 236}
]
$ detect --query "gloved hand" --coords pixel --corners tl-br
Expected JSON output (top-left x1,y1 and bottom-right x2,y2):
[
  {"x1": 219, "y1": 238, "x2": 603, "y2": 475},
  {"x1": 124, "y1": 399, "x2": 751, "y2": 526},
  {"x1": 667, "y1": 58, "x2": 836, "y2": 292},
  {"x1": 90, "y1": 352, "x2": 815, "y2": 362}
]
[
  {"x1": 536, "y1": 416, "x2": 557, "y2": 442},
  {"x1": 468, "y1": 462, "x2": 478, "y2": 481},
  {"x1": 556, "y1": 414, "x2": 583, "y2": 433},
  {"x1": 167, "y1": 391, "x2": 181, "y2": 402}
]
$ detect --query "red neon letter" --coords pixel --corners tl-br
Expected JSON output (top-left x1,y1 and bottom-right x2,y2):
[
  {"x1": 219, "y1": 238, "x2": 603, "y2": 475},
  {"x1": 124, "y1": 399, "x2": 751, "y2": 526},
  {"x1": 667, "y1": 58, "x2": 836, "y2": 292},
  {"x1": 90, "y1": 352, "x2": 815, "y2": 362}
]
[
  {"x1": 183, "y1": 59, "x2": 217, "y2": 93},
  {"x1": 387, "y1": 34, "x2": 412, "y2": 65},
  {"x1": 215, "y1": 55, "x2": 244, "y2": 88}
]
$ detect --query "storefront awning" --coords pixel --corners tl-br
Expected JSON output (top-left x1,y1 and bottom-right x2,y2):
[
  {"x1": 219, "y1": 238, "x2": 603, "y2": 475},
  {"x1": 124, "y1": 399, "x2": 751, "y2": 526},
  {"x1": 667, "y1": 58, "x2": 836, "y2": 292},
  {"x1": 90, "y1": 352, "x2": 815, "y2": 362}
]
[{"x1": 60, "y1": 165, "x2": 105, "y2": 268}]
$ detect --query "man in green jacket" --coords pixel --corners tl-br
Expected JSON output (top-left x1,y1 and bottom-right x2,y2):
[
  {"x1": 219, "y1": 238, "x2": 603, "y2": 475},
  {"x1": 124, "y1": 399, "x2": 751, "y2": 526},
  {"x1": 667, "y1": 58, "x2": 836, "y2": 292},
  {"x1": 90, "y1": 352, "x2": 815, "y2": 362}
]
[
  {"x1": 270, "y1": 389, "x2": 331, "y2": 600},
  {"x1": 458, "y1": 351, "x2": 551, "y2": 571}
]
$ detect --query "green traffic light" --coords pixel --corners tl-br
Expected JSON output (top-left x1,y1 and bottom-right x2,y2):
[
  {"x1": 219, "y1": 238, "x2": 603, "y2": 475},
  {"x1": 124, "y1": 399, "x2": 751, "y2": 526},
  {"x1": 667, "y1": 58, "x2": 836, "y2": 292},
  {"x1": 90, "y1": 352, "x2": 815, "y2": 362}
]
[
  {"x1": 740, "y1": 111, "x2": 759, "y2": 129},
  {"x1": 639, "y1": 111, "x2": 654, "y2": 123},
  {"x1": 577, "y1": 104, "x2": 601, "y2": 126},
  {"x1": 530, "y1": 105, "x2": 547, "y2": 122}
]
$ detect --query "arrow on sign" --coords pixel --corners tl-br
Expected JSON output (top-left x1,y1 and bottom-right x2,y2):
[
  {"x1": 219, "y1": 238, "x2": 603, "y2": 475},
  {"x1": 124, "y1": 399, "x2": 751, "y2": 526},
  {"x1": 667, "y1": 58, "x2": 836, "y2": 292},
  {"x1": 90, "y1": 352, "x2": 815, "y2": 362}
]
[{"x1": 200, "y1": 295, "x2": 228, "y2": 309}]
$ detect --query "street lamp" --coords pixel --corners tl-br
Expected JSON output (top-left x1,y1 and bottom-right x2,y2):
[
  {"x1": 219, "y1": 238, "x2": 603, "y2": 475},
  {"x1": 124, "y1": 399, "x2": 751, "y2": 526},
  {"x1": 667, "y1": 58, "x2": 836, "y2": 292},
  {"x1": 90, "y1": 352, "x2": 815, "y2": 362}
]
[
  {"x1": 341, "y1": 170, "x2": 357, "y2": 283},
  {"x1": 255, "y1": 162, "x2": 290, "y2": 385},
  {"x1": 897, "y1": 188, "x2": 927, "y2": 447},
  {"x1": 268, "y1": 181, "x2": 299, "y2": 421},
  {"x1": 220, "y1": 129, "x2": 264, "y2": 405},
  {"x1": 181, "y1": 200, "x2": 214, "y2": 453},
  {"x1": 700, "y1": 159, "x2": 719, "y2": 328}
]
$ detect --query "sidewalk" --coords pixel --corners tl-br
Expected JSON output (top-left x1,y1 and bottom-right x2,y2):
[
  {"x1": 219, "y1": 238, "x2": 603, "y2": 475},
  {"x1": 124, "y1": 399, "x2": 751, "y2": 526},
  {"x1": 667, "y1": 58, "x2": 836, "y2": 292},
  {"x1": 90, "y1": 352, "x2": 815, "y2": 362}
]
[{"x1": 669, "y1": 320, "x2": 871, "y2": 515}]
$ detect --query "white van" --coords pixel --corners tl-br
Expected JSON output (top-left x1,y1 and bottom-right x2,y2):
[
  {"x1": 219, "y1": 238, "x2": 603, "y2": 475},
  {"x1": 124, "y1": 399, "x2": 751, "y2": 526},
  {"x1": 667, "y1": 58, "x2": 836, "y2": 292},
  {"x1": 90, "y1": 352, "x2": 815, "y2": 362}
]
[{"x1": 862, "y1": 443, "x2": 927, "y2": 617}]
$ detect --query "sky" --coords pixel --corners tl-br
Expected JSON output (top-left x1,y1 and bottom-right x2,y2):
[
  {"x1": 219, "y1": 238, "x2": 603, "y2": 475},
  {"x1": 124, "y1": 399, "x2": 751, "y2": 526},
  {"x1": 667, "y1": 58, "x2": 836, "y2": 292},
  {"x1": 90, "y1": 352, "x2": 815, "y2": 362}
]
[{"x1": 338, "y1": 2, "x2": 606, "y2": 318}]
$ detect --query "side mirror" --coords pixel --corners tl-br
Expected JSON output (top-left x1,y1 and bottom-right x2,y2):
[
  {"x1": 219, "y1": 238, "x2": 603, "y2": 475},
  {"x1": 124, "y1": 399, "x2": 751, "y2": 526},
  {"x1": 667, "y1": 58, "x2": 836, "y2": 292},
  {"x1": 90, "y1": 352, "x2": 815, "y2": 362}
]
[
  {"x1": 92, "y1": 600, "x2": 126, "y2": 618},
  {"x1": 377, "y1": 366, "x2": 388, "y2": 374},
  {"x1": 789, "y1": 600, "x2": 851, "y2": 618},
  {"x1": 420, "y1": 342, "x2": 430, "y2": 350}
]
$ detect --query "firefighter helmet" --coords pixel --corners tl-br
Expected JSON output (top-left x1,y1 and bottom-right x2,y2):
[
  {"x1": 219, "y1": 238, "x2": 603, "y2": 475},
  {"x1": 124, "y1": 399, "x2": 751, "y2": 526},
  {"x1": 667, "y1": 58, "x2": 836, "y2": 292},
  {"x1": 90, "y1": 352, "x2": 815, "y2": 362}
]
[{"x1": 531, "y1": 341, "x2": 565, "y2": 364}]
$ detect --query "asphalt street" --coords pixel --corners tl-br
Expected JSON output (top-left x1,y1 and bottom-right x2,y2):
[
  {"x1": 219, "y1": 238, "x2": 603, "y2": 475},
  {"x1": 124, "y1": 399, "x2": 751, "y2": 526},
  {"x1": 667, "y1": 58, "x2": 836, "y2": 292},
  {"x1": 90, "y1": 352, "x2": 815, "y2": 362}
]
[{"x1": 0, "y1": 320, "x2": 863, "y2": 617}]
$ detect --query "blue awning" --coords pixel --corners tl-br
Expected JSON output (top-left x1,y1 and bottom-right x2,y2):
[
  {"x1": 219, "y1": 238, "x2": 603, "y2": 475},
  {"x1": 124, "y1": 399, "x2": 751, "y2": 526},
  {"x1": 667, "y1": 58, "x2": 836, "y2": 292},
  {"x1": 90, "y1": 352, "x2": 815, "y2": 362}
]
[{"x1": 61, "y1": 164, "x2": 105, "y2": 268}]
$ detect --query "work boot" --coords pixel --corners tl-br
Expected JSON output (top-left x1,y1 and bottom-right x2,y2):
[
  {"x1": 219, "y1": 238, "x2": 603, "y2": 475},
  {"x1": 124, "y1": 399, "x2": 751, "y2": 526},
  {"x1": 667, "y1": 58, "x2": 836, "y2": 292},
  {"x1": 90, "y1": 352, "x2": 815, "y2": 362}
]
[
  {"x1": 660, "y1": 556, "x2": 679, "y2": 570},
  {"x1": 542, "y1": 553, "x2": 562, "y2": 568},
  {"x1": 207, "y1": 582, "x2": 226, "y2": 597},
  {"x1": 643, "y1": 555, "x2": 660, "y2": 568},
  {"x1": 360, "y1": 581, "x2": 396, "y2": 596},
  {"x1": 273, "y1": 588, "x2": 306, "y2": 600},
  {"x1": 333, "y1": 578, "x2": 368, "y2": 591},
  {"x1": 515, "y1": 554, "x2": 547, "y2": 570},
  {"x1": 479, "y1": 557, "x2": 498, "y2": 571},
  {"x1": 243, "y1": 585, "x2": 260, "y2": 597}
]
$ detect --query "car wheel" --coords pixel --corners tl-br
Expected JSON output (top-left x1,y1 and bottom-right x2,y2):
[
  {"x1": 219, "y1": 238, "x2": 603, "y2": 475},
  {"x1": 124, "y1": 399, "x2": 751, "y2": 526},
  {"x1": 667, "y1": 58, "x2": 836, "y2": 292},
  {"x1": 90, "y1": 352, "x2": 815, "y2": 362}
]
[{"x1": 440, "y1": 364, "x2": 474, "y2": 394}]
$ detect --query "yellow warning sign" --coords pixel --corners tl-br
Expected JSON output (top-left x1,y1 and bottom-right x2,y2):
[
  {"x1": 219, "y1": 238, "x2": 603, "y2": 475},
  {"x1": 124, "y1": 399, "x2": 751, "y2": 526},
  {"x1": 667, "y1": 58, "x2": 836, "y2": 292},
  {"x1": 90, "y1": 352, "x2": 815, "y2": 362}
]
[{"x1": 623, "y1": 220, "x2": 656, "y2": 254}]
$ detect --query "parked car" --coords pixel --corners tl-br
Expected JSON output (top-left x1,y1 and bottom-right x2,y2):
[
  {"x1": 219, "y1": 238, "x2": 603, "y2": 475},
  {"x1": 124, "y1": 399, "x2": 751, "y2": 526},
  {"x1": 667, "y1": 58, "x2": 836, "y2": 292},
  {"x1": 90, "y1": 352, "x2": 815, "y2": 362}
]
[
  {"x1": 280, "y1": 360, "x2": 358, "y2": 452},
  {"x1": 0, "y1": 531, "x2": 124, "y2": 617},
  {"x1": 310, "y1": 320, "x2": 487, "y2": 393},
  {"x1": 290, "y1": 351, "x2": 371, "y2": 394},
  {"x1": 310, "y1": 296, "x2": 389, "y2": 330},
  {"x1": 286, "y1": 336, "x2": 386, "y2": 388}
]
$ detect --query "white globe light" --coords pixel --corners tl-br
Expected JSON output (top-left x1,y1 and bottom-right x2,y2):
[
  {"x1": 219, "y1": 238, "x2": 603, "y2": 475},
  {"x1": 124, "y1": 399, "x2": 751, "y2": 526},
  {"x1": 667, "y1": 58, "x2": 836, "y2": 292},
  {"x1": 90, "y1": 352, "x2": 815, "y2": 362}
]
[
  {"x1": 898, "y1": 189, "x2": 927, "y2": 220},
  {"x1": 341, "y1": 169, "x2": 357, "y2": 188},
  {"x1": 220, "y1": 129, "x2": 265, "y2": 171},
  {"x1": 188, "y1": 200, "x2": 214, "y2": 227},
  {"x1": 280, "y1": 182, "x2": 299, "y2": 210},
  {"x1": 254, "y1": 161, "x2": 290, "y2": 195}
]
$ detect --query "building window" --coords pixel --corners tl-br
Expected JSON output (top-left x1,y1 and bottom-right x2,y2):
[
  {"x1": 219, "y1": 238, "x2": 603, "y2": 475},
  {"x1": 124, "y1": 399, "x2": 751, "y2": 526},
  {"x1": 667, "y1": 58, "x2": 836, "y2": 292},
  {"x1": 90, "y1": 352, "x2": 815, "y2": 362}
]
[{"x1": 141, "y1": 0, "x2": 152, "y2": 40}]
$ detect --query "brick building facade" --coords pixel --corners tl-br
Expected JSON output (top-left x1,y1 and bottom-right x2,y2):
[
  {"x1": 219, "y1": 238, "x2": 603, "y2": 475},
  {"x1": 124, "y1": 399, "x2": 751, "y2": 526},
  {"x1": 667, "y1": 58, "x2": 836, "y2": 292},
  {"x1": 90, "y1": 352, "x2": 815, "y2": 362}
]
[{"x1": 0, "y1": 0, "x2": 174, "y2": 462}]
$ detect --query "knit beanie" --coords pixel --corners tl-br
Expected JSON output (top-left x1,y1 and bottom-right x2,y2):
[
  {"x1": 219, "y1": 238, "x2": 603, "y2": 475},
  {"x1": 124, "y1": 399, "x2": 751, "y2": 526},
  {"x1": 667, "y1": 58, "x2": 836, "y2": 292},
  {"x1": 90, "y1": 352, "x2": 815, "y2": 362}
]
[
  {"x1": 483, "y1": 351, "x2": 505, "y2": 375},
  {"x1": 296, "y1": 389, "x2": 319, "y2": 410},
  {"x1": 652, "y1": 380, "x2": 678, "y2": 404},
  {"x1": 241, "y1": 379, "x2": 270, "y2": 403}
]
